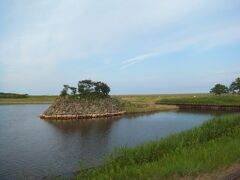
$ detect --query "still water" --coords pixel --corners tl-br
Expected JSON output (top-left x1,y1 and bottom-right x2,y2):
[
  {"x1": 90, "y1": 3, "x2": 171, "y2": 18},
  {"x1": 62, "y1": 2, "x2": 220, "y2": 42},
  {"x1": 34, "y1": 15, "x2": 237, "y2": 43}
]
[{"x1": 0, "y1": 104, "x2": 220, "y2": 179}]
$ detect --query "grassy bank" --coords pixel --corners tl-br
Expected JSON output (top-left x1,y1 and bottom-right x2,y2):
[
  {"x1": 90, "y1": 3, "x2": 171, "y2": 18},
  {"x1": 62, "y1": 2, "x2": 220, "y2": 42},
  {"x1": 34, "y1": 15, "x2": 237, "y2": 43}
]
[
  {"x1": 157, "y1": 95, "x2": 240, "y2": 106},
  {"x1": 0, "y1": 96, "x2": 57, "y2": 104},
  {"x1": 76, "y1": 114, "x2": 240, "y2": 179},
  {"x1": 118, "y1": 99, "x2": 177, "y2": 113},
  {"x1": 114, "y1": 94, "x2": 205, "y2": 113}
]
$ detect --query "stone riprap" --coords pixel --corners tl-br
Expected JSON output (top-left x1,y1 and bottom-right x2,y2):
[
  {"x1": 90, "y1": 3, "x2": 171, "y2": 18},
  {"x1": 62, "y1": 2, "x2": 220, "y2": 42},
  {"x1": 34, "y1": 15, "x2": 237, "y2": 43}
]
[{"x1": 40, "y1": 97, "x2": 125, "y2": 120}]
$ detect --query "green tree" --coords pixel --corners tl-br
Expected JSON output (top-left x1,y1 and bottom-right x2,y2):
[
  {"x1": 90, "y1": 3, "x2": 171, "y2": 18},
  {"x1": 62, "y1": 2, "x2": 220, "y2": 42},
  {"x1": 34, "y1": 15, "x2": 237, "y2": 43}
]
[
  {"x1": 229, "y1": 77, "x2": 240, "y2": 94},
  {"x1": 60, "y1": 85, "x2": 69, "y2": 96},
  {"x1": 210, "y1": 84, "x2": 229, "y2": 95},
  {"x1": 59, "y1": 80, "x2": 111, "y2": 98},
  {"x1": 99, "y1": 82, "x2": 110, "y2": 95},
  {"x1": 69, "y1": 87, "x2": 77, "y2": 95},
  {"x1": 94, "y1": 81, "x2": 110, "y2": 96},
  {"x1": 78, "y1": 80, "x2": 95, "y2": 94},
  {"x1": 94, "y1": 81, "x2": 101, "y2": 93}
]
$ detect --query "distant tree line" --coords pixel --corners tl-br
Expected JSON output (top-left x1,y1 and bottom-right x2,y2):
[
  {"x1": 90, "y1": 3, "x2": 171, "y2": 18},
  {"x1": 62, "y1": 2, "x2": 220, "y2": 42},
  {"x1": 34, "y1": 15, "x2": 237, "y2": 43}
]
[
  {"x1": 0, "y1": 92, "x2": 29, "y2": 98},
  {"x1": 210, "y1": 77, "x2": 240, "y2": 95},
  {"x1": 60, "y1": 80, "x2": 110, "y2": 98}
]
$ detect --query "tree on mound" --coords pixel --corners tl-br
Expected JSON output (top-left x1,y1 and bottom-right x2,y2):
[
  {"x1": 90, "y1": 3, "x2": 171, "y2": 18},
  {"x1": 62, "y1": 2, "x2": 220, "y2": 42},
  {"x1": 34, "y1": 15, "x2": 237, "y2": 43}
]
[
  {"x1": 60, "y1": 80, "x2": 110, "y2": 98},
  {"x1": 94, "y1": 81, "x2": 110, "y2": 96},
  {"x1": 60, "y1": 85, "x2": 69, "y2": 96}
]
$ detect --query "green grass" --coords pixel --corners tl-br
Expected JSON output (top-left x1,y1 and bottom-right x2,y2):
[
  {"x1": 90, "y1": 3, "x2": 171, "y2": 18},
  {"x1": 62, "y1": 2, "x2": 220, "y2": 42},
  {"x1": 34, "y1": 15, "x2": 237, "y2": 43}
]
[
  {"x1": 76, "y1": 114, "x2": 240, "y2": 179},
  {"x1": 117, "y1": 99, "x2": 177, "y2": 113},
  {"x1": 0, "y1": 95, "x2": 57, "y2": 104},
  {"x1": 157, "y1": 95, "x2": 240, "y2": 106},
  {"x1": 114, "y1": 94, "x2": 200, "y2": 113}
]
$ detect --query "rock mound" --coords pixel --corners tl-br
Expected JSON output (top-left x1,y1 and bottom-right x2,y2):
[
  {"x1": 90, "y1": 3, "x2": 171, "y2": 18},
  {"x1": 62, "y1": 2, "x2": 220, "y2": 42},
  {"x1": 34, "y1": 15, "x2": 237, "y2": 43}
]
[{"x1": 43, "y1": 97, "x2": 122, "y2": 116}]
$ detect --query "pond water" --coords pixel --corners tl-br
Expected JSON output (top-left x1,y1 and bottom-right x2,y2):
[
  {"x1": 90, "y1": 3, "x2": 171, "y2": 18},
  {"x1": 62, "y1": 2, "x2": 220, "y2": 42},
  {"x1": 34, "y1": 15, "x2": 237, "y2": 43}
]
[{"x1": 0, "y1": 104, "x2": 223, "y2": 179}]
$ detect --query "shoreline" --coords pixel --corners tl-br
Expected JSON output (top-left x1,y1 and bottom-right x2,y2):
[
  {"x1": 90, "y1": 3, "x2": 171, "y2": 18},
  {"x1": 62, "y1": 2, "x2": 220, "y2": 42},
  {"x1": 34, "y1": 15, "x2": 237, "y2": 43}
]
[
  {"x1": 158, "y1": 103, "x2": 240, "y2": 111},
  {"x1": 40, "y1": 111, "x2": 126, "y2": 120}
]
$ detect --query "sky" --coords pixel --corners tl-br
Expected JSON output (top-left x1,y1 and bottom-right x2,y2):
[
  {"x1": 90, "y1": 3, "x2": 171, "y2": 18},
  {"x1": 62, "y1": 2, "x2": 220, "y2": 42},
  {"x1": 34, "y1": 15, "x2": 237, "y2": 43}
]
[{"x1": 0, "y1": 0, "x2": 240, "y2": 95}]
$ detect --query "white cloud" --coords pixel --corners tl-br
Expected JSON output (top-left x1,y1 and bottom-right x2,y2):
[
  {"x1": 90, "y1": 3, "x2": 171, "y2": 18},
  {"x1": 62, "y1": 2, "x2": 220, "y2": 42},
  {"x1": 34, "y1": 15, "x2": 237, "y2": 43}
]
[
  {"x1": 0, "y1": 0, "x2": 239, "y2": 94},
  {"x1": 121, "y1": 25, "x2": 240, "y2": 67}
]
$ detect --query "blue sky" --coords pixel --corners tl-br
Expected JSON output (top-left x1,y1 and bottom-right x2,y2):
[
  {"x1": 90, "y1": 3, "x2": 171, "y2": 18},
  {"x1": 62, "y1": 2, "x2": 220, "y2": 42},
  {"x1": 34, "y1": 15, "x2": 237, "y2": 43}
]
[{"x1": 0, "y1": 0, "x2": 239, "y2": 95}]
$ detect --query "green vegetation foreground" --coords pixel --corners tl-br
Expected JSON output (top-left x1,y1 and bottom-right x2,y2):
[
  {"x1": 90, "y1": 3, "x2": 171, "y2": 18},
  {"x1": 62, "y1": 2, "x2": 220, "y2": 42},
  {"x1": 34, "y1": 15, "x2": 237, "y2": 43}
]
[{"x1": 76, "y1": 114, "x2": 240, "y2": 179}]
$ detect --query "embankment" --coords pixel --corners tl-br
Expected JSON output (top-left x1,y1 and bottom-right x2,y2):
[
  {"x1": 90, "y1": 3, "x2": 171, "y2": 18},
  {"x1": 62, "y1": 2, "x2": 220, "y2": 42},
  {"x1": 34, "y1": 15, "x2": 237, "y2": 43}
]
[{"x1": 157, "y1": 103, "x2": 240, "y2": 111}]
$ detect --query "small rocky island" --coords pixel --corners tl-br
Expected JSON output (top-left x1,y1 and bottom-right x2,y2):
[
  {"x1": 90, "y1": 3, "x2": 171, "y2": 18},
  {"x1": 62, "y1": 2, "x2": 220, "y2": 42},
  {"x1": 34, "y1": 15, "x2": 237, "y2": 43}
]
[{"x1": 40, "y1": 80, "x2": 125, "y2": 120}]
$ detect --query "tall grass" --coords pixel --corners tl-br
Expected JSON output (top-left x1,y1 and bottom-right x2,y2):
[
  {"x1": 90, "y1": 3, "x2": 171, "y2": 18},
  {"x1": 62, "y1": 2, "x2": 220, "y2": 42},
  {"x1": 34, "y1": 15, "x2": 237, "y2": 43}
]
[{"x1": 76, "y1": 114, "x2": 240, "y2": 179}]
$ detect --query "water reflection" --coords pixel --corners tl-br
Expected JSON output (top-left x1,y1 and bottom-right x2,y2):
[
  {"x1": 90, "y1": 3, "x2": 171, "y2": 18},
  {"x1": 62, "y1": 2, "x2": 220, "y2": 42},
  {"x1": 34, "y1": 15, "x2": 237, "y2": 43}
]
[{"x1": 46, "y1": 117, "x2": 120, "y2": 135}]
